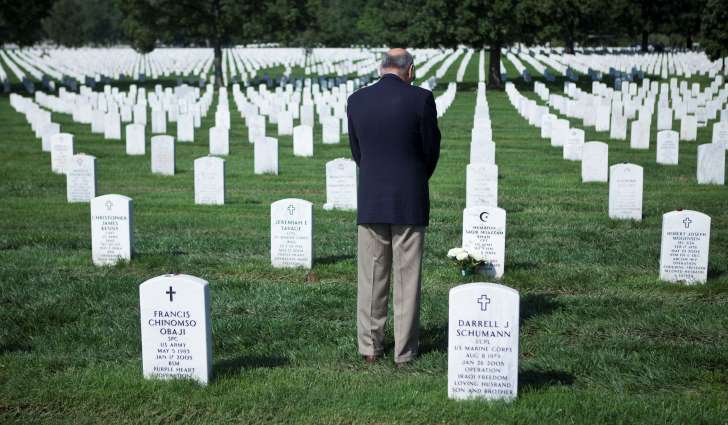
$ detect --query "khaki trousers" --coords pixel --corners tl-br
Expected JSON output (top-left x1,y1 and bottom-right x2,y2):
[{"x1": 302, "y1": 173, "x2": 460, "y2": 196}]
[{"x1": 357, "y1": 224, "x2": 425, "y2": 363}]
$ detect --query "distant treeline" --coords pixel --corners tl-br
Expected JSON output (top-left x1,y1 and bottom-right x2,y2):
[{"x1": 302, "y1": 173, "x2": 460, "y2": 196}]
[{"x1": 0, "y1": 0, "x2": 725, "y2": 60}]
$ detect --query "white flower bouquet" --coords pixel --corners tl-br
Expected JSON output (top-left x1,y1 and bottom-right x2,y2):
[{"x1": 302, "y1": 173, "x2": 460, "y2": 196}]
[{"x1": 447, "y1": 247, "x2": 490, "y2": 279}]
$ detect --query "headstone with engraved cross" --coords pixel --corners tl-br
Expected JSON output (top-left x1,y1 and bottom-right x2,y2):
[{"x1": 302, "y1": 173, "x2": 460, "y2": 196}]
[
  {"x1": 659, "y1": 210, "x2": 711, "y2": 284},
  {"x1": 139, "y1": 274, "x2": 212, "y2": 385},
  {"x1": 448, "y1": 282, "x2": 520, "y2": 401},
  {"x1": 271, "y1": 198, "x2": 313, "y2": 268},
  {"x1": 90, "y1": 194, "x2": 134, "y2": 266}
]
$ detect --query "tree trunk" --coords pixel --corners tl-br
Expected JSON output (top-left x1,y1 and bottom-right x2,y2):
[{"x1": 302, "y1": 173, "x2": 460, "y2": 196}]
[
  {"x1": 641, "y1": 30, "x2": 648, "y2": 53},
  {"x1": 213, "y1": 42, "x2": 223, "y2": 87},
  {"x1": 565, "y1": 22, "x2": 575, "y2": 54},
  {"x1": 488, "y1": 44, "x2": 503, "y2": 90},
  {"x1": 686, "y1": 34, "x2": 693, "y2": 50}
]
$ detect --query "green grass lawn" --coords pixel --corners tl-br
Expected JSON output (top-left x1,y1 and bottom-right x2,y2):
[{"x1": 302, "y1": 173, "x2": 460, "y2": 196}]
[{"x1": 1, "y1": 53, "x2": 727, "y2": 424}]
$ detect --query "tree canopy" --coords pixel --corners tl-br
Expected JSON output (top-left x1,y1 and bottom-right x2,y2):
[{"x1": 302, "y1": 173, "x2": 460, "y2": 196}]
[{"x1": 1, "y1": 0, "x2": 726, "y2": 87}]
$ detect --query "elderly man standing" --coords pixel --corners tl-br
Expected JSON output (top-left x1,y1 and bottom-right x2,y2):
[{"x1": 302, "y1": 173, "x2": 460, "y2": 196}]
[{"x1": 346, "y1": 48, "x2": 441, "y2": 366}]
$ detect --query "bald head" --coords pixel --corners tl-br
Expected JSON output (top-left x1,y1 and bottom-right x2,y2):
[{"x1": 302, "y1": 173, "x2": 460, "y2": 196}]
[{"x1": 380, "y1": 48, "x2": 415, "y2": 83}]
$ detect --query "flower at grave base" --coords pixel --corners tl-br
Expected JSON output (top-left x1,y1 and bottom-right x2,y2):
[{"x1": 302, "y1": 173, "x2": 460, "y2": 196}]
[
  {"x1": 323, "y1": 203, "x2": 333, "y2": 211},
  {"x1": 455, "y1": 252, "x2": 469, "y2": 261},
  {"x1": 447, "y1": 247, "x2": 466, "y2": 259},
  {"x1": 471, "y1": 252, "x2": 485, "y2": 263}
]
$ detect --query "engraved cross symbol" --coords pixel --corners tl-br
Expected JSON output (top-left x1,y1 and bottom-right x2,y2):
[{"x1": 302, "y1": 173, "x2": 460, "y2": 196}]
[
  {"x1": 683, "y1": 217, "x2": 692, "y2": 229},
  {"x1": 166, "y1": 286, "x2": 176, "y2": 302},
  {"x1": 104, "y1": 200, "x2": 113, "y2": 210},
  {"x1": 477, "y1": 295, "x2": 491, "y2": 311},
  {"x1": 287, "y1": 205, "x2": 295, "y2": 215}
]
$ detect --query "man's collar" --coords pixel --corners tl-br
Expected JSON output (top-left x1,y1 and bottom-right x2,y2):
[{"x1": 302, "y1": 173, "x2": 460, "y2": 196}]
[{"x1": 381, "y1": 73, "x2": 404, "y2": 82}]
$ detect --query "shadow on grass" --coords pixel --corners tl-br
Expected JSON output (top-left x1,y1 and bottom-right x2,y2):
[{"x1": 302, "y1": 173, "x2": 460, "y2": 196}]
[
  {"x1": 519, "y1": 369, "x2": 575, "y2": 393},
  {"x1": 521, "y1": 293, "x2": 560, "y2": 322},
  {"x1": 214, "y1": 355, "x2": 288, "y2": 378},
  {"x1": 707, "y1": 264, "x2": 727, "y2": 281},
  {"x1": 418, "y1": 324, "x2": 448, "y2": 355},
  {"x1": 316, "y1": 254, "x2": 354, "y2": 265}
]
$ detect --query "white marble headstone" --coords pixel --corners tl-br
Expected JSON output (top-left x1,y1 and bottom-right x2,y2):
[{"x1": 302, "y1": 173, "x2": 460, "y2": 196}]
[
  {"x1": 563, "y1": 128, "x2": 584, "y2": 161},
  {"x1": 293, "y1": 125, "x2": 314, "y2": 157},
  {"x1": 139, "y1": 274, "x2": 212, "y2": 385},
  {"x1": 151, "y1": 108, "x2": 167, "y2": 134},
  {"x1": 194, "y1": 156, "x2": 225, "y2": 205},
  {"x1": 680, "y1": 115, "x2": 697, "y2": 141},
  {"x1": 609, "y1": 113, "x2": 627, "y2": 140},
  {"x1": 581, "y1": 142, "x2": 608, "y2": 183},
  {"x1": 696, "y1": 143, "x2": 725, "y2": 185},
  {"x1": 711, "y1": 122, "x2": 728, "y2": 149},
  {"x1": 608, "y1": 163, "x2": 643, "y2": 221},
  {"x1": 657, "y1": 107, "x2": 672, "y2": 130},
  {"x1": 254, "y1": 137, "x2": 279, "y2": 175},
  {"x1": 277, "y1": 111, "x2": 293, "y2": 136},
  {"x1": 209, "y1": 126, "x2": 229, "y2": 156},
  {"x1": 151, "y1": 135, "x2": 175, "y2": 176},
  {"x1": 448, "y1": 282, "x2": 519, "y2": 401},
  {"x1": 247, "y1": 115, "x2": 266, "y2": 144},
  {"x1": 125, "y1": 123, "x2": 145, "y2": 156},
  {"x1": 90, "y1": 194, "x2": 133, "y2": 266},
  {"x1": 325, "y1": 158, "x2": 357, "y2": 210},
  {"x1": 659, "y1": 210, "x2": 710, "y2": 284},
  {"x1": 322, "y1": 119, "x2": 340, "y2": 144},
  {"x1": 656, "y1": 130, "x2": 679, "y2": 165},
  {"x1": 177, "y1": 113, "x2": 194, "y2": 142},
  {"x1": 550, "y1": 119, "x2": 569, "y2": 147},
  {"x1": 300, "y1": 104, "x2": 315, "y2": 127},
  {"x1": 466, "y1": 163, "x2": 498, "y2": 207},
  {"x1": 50, "y1": 133, "x2": 74, "y2": 174},
  {"x1": 41, "y1": 123, "x2": 60, "y2": 152},
  {"x1": 470, "y1": 141, "x2": 496, "y2": 164},
  {"x1": 462, "y1": 207, "x2": 506, "y2": 278},
  {"x1": 104, "y1": 111, "x2": 121, "y2": 140},
  {"x1": 66, "y1": 154, "x2": 96, "y2": 203},
  {"x1": 271, "y1": 198, "x2": 313, "y2": 269},
  {"x1": 630, "y1": 120, "x2": 650, "y2": 150}
]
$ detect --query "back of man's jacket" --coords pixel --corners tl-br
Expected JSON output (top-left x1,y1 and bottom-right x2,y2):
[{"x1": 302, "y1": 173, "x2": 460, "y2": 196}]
[{"x1": 347, "y1": 74, "x2": 441, "y2": 226}]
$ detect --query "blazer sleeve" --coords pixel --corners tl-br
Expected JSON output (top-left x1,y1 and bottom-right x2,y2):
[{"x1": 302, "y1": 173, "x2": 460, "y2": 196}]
[
  {"x1": 347, "y1": 101, "x2": 361, "y2": 165},
  {"x1": 420, "y1": 92, "x2": 441, "y2": 178}
]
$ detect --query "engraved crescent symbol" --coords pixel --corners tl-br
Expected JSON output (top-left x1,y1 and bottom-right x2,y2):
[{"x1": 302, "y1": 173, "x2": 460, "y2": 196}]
[{"x1": 479, "y1": 212, "x2": 489, "y2": 222}]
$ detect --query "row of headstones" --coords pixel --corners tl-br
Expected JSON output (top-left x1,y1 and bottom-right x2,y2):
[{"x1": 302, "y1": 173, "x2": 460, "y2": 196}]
[
  {"x1": 532, "y1": 77, "x2": 728, "y2": 146},
  {"x1": 57, "y1": 133, "x2": 358, "y2": 205},
  {"x1": 85, "y1": 154, "x2": 356, "y2": 264},
  {"x1": 508, "y1": 84, "x2": 727, "y2": 185},
  {"x1": 461, "y1": 202, "x2": 712, "y2": 285},
  {"x1": 468, "y1": 83, "x2": 498, "y2": 209},
  {"x1": 137, "y1": 271, "x2": 519, "y2": 402},
  {"x1": 136, "y1": 206, "x2": 712, "y2": 402},
  {"x1": 532, "y1": 83, "x2": 724, "y2": 146}
]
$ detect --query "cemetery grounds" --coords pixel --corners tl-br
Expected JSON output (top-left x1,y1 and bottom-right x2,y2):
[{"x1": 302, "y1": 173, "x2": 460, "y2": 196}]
[{"x1": 1, "y1": 53, "x2": 727, "y2": 424}]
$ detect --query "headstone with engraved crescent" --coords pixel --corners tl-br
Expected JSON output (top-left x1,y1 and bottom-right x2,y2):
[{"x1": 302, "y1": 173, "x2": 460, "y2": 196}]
[{"x1": 462, "y1": 207, "x2": 506, "y2": 278}]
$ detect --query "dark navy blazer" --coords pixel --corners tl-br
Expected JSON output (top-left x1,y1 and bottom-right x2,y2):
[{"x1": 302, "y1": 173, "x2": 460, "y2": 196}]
[{"x1": 347, "y1": 73, "x2": 441, "y2": 226}]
